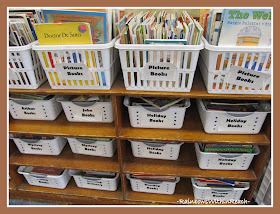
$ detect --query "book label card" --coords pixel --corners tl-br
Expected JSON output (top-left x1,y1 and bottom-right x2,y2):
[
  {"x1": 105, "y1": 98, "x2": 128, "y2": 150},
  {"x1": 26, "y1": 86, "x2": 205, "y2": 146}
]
[
  {"x1": 69, "y1": 104, "x2": 103, "y2": 122},
  {"x1": 142, "y1": 62, "x2": 177, "y2": 81},
  {"x1": 225, "y1": 65, "x2": 271, "y2": 89},
  {"x1": 55, "y1": 63, "x2": 91, "y2": 81}
]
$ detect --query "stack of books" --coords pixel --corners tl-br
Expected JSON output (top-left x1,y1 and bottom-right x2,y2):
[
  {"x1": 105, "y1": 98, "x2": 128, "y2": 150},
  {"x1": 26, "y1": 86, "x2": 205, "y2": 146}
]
[
  {"x1": 194, "y1": 178, "x2": 249, "y2": 188},
  {"x1": 129, "y1": 97, "x2": 184, "y2": 110},
  {"x1": 199, "y1": 143, "x2": 254, "y2": 153},
  {"x1": 9, "y1": 94, "x2": 54, "y2": 100}
]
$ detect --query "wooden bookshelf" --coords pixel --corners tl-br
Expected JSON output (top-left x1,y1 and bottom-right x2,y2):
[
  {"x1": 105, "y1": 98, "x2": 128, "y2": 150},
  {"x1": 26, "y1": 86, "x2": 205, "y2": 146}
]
[{"x1": 9, "y1": 68, "x2": 271, "y2": 205}]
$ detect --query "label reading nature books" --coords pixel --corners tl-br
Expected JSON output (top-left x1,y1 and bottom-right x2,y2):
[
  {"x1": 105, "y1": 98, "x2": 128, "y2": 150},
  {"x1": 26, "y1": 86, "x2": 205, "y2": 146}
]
[
  {"x1": 226, "y1": 65, "x2": 271, "y2": 89},
  {"x1": 142, "y1": 62, "x2": 177, "y2": 81},
  {"x1": 55, "y1": 63, "x2": 91, "y2": 80}
]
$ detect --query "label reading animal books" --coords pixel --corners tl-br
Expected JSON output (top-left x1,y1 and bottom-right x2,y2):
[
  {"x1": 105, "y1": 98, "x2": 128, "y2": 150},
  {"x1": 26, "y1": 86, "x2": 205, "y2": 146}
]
[
  {"x1": 142, "y1": 62, "x2": 177, "y2": 81},
  {"x1": 55, "y1": 63, "x2": 91, "y2": 80},
  {"x1": 226, "y1": 65, "x2": 271, "y2": 89},
  {"x1": 218, "y1": 117, "x2": 251, "y2": 132}
]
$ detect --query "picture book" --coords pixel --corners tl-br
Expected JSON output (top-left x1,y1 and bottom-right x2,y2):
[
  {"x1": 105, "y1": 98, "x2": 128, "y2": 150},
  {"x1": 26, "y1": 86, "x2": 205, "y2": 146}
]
[
  {"x1": 34, "y1": 22, "x2": 92, "y2": 45},
  {"x1": 42, "y1": 9, "x2": 108, "y2": 44},
  {"x1": 30, "y1": 166, "x2": 64, "y2": 176},
  {"x1": 218, "y1": 9, "x2": 271, "y2": 46},
  {"x1": 140, "y1": 97, "x2": 184, "y2": 110}
]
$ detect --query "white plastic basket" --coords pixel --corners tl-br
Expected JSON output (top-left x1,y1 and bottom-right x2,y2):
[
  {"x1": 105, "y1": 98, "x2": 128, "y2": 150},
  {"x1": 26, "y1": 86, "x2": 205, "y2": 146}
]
[
  {"x1": 57, "y1": 96, "x2": 114, "y2": 123},
  {"x1": 69, "y1": 170, "x2": 120, "y2": 191},
  {"x1": 191, "y1": 178, "x2": 250, "y2": 201},
  {"x1": 12, "y1": 136, "x2": 67, "y2": 155},
  {"x1": 196, "y1": 99, "x2": 270, "y2": 134},
  {"x1": 32, "y1": 38, "x2": 120, "y2": 90},
  {"x1": 129, "y1": 140, "x2": 183, "y2": 160},
  {"x1": 194, "y1": 143, "x2": 260, "y2": 170},
  {"x1": 18, "y1": 166, "x2": 71, "y2": 189},
  {"x1": 126, "y1": 174, "x2": 180, "y2": 195},
  {"x1": 66, "y1": 137, "x2": 116, "y2": 157},
  {"x1": 124, "y1": 96, "x2": 191, "y2": 129},
  {"x1": 9, "y1": 41, "x2": 46, "y2": 89},
  {"x1": 115, "y1": 39, "x2": 204, "y2": 92},
  {"x1": 199, "y1": 37, "x2": 271, "y2": 94},
  {"x1": 9, "y1": 96, "x2": 62, "y2": 120}
]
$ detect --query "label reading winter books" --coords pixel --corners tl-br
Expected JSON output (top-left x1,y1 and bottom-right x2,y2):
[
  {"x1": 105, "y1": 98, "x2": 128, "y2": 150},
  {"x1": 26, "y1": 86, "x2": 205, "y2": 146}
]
[
  {"x1": 226, "y1": 65, "x2": 271, "y2": 89},
  {"x1": 218, "y1": 9, "x2": 271, "y2": 46},
  {"x1": 34, "y1": 22, "x2": 92, "y2": 45}
]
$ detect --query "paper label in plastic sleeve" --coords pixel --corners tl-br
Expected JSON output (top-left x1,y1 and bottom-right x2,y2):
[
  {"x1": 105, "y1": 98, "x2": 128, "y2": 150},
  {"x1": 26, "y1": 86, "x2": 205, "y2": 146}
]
[
  {"x1": 142, "y1": 62, "x2": 177, "y2": 81},
  {"x1": 55, "y1": 63, "x2": 91, "y2": 80},
  {"x1": 226, "y1": 66, "x2": 271, "y2": 89}
]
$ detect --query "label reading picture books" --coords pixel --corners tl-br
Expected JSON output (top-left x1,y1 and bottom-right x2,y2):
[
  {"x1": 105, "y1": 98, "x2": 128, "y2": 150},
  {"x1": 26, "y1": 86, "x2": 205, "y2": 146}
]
[
  {"x1": 225, "y1": 65, "x2": 271, "y2": 89},
  {"x1": 142, "y1": 62, "x2": 177, "y2": 81},
  {"x1": 55, "y1": 63, "x2": 91, "y2": 80}
]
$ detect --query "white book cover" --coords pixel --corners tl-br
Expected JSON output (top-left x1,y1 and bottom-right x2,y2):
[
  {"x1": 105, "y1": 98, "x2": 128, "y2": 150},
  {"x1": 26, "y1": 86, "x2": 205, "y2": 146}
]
[{"x1": 218, "y1": 9, "x2": 271, "y2": 47}]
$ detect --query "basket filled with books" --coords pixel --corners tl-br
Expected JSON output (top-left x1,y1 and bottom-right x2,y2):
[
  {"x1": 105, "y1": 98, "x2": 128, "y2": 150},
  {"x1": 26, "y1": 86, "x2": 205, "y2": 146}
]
[
  {"x1": 9, "y1": 10, "x2": 46, "y2": 89},
  {"x1": 195, "y1": 143, "x2": 260, "y2": 170},
  {"x1": 32, "y1": 9, "x2": 123, "y2": 90},
  {"x1": 199, "y1": 9, "x2": 271, "y2": 94},
  {"x1": 115, "y1": 11, "x2": 204, "y2": 92},
  {"x1": 196, "y1": 99, "x2": 270, "y2": 134}
]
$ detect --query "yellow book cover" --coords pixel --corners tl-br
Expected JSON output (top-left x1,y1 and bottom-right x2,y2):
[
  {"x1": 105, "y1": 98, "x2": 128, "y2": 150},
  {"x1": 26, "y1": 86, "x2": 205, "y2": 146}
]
[{"x1": 34, "y1": 22, "x2": 92, "y2": 45}]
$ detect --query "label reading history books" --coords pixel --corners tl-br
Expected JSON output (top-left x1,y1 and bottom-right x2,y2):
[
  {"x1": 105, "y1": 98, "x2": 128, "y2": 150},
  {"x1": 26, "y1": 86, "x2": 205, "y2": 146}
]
[
  {"x1": 226, "y1": 65, "x2": 271, "y2": 89},
  {"x1": 55, "y1": 63, "x2": 91, "y2": 80},
  {"x1": 142, "y1": 62, "x2": 177, "y2": 81}
]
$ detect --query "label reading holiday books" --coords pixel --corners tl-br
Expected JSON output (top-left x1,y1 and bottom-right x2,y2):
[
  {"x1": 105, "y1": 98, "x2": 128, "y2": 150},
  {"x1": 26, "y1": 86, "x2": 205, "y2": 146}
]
[
  {"x1": 226, "y1": 65, "x2": 271, "y2": 89},
  {"x1": 55, "y1": 63, "x2": 91, "y2": 80},
  {"x1": 142, "y1": 62, "x2": 177, "y2": 81}
]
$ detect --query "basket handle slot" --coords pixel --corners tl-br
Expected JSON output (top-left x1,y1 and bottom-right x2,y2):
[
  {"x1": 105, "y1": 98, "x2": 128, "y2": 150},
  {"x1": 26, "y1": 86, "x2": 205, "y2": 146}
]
[
  {"x1": 142, "y1": 106, "x2": 171, "y2": 112},
  {"x1": 142, "y1": 180, "x2": 163, "y2": 184},
  {"x1": 10, "y1": 99, "x2": 34, "y2": 105},
  {"x1": 75, "y1": 138, "x2": 97, "y2": 144},
  {"x1": 82, "y1": 176, "x2": 101, "y2": 181},
  {"x1": 72, "y1": 101, "x2": 97, "y2": 107},
  {"x1": 30, "y1": 173, "x2": 48, "y2": 178},
  {"x1": 20, "y1": 139, "x2": 41, "y2": 144},
  {"x1": 210, "y1": 188, "x2": 233, "y2": 192},
  {"x1": 217, "y1": 153, "x2": 243, "y2": 158},
  {"x1": 225, "y1": 112, "x2": 253, "y2": 117},
  {"x1": 143, "y1": 142, "x2": 166, "y2": 147}
]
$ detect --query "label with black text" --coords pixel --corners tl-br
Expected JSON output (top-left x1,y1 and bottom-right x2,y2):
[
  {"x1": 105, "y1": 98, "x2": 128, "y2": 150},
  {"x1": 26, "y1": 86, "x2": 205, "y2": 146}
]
[
  {"x1": 142, "y1": 62, "x2": 177, "y2": 81},
  {"x1": 55, "y1": 63, "x2": 90, "y2": 80}
]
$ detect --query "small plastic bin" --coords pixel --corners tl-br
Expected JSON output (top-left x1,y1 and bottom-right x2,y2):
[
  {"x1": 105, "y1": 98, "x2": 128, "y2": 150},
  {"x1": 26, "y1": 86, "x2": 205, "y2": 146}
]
[
  {"x1": 66, "y1": 137, "x2": 116, "y2": 157},
  {"x1": 115, "y1": 39, "x2": 204, "y2": 92},
  {"x1": 18, "y1": 166, "x2": 71, "y2": 189},
  {"x1": 191, "y1": 178, "x2": 250, "y2": 201},
  {"x1": 69, "y1": 170, "x2": 120, "y2": 191},
  {"x1": 12, "y1": 136, "x2": 67, "y2": 155},
  {"x1": 124, "y1": 96, "x2": 191, "y2": 129},
  {"x1": 199, "y1": 37, "x2": 271, "y2": 94},
  {"x1": 57, "y1": 96, "x2": 114, "y2": 123},
  {"x1": 126, "y1": 174, "x2": 180, "y2": 195},
  {"x1": 9, "y1": 41, "x2": 46, "y2": 89},
  {"x1": 196, "y1": 99, "x2": 270, "y2": 134},
  {"x1": 129, "y1": 140, "x2": 183, "y2": 160},
  {"x1": 32, "y1": 38, "x2": 120, "y2": 90},
  {"x1": 194, "y1": 143, "x2": 260, "y2": 170},
  {"x1": 9, "y1": 95, "x2": 62, "y2": 120}
]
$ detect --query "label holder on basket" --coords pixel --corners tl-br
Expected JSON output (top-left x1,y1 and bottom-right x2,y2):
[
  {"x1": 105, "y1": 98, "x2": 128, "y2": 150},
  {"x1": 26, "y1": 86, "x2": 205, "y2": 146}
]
[
  {"x1": 141, "y1": 62, "x2": 177, "y2": 81},
  {"x1": 54, "y1": 63, "x2": 92, "y2": 80}
]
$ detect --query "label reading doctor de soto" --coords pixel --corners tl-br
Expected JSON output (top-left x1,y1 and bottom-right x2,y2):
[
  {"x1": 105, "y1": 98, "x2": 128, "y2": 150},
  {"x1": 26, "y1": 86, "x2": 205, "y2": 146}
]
[
  {"x1": 142, "y1": 62, "x2": 177, "y2": 81},
  {"x1": 55, "y1": 63, "x2": 90, "y2": 80},
  {"x1": 226, "y1": 65, "x2": 271, "y2": 89}
]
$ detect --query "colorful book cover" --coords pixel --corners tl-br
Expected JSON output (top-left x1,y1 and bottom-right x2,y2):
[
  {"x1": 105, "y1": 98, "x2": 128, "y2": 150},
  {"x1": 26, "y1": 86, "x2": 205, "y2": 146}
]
[
  {"x1": 218, "y1": 9, "x2": 271, "y2": 46},
  {"x1": 42, "y1": 9, "x2": 107, "y2": 44},
  {"x1": 34, "y1": 22, "x2": 92, "y2": 45}
]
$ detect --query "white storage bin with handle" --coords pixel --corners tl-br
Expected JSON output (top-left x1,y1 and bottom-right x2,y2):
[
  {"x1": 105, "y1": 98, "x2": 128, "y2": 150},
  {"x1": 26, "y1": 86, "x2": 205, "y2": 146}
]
[
  {"x1": 115, "y1": 39, "x2": 204, "y2": 92},
  {"x1": 126, "y1": 174, "x2": 180, "y2": 195},
  {"x1": 57, "y1": 96, "x2": 114, "y2": 123},
  {"x1": 18, "y1": 166, "x2": 71, "y2": 189},
  {"x1": 199, "y1": 37, "x2": 271, "y2": 94},
  {"x1": 32, "y1": 38, "x2": 120, "y2": 90},
  {"x1": 196, "y1": 99, "x2": 270, "y2": 134},
  {"x1": 129, "y1": 140, "x2": 183, "y2": 160},
  {"x1": 9, "y1": 41, "x2": 46, "y2": 89},
  {"x1": 69, "y1": 170, "x2": 120, "y2": 191},
  {"x1": 9, "y1": 95, "x2": 62, "y2": 120},
  {"x1": 66, "y1": 137, "x2": 116, "y2": 157},
  {"x1": 194, "y1": 143, "x2": 260, "y2": 170},
  {"x1": 12, "y1": 136, "x2": 67, "y2": 155},
  {"x1": 191, "y1": 178, "x2": 250, "y2": 201},
  {"x1": 124, "y1": 96, "x2": 191, "y2": 129}
]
